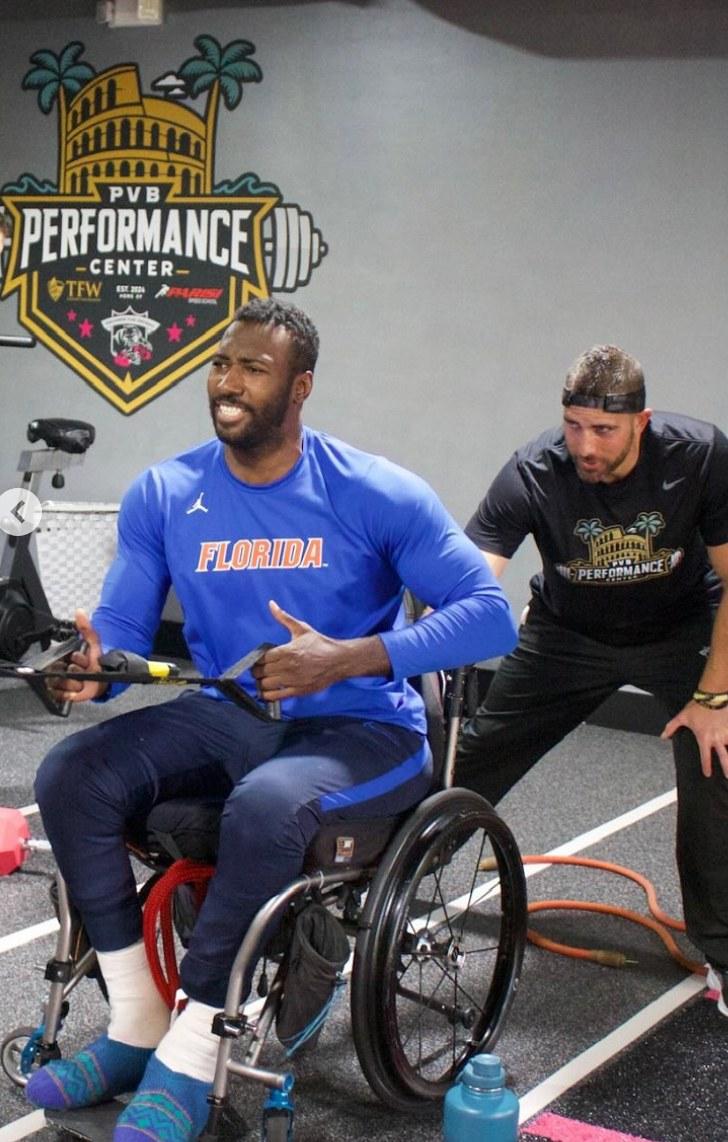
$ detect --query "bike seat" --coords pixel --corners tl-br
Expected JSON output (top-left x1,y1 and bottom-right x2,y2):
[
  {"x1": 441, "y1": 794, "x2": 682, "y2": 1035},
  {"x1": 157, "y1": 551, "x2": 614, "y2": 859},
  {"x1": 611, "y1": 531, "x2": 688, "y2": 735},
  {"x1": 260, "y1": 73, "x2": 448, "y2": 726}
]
[{"x1": 27, "y1": 418, "x2": 95, "y2": 454}]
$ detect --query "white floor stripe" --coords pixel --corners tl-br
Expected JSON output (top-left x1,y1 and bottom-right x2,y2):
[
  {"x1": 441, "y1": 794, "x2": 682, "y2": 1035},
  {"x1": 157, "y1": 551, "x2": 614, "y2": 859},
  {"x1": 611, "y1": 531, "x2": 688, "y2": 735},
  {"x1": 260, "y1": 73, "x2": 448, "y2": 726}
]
[
  {"x1": 18, "y1": 805, "x2": 38, "y2": 819},
  {"x1": 518, "y1": 972, "x2": 706, "y2": 1124},
  {"x1": 0, "y1": 1110, "x2": 45, "y2": 1141},
  {"x1": 0, "y1": 918, "x2": 58, "y2": 955},
  {"x1": 521, "y1": 788, "x2": 677, "y2": 880},
  {"x1": 3, "y1": 790, "x2": 678, "y2": 956},
  {"x1": 0, "y1": 784, "x2": 686, "y2": 1140},
  {"x1": 542, "y1": 788, "x2": 676, "y2": 857}
]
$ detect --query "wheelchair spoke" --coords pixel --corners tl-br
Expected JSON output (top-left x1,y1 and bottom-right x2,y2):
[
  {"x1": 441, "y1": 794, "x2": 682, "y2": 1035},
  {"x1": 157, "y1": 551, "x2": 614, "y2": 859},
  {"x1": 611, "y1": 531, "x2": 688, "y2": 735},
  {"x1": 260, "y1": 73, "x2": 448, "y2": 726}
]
[
  {"x1": 388, "y1": 844, "x2": 507, "y2": 1080},
  {"x1": 351, "y1": 791, "x2": 526, "y2": 1111}
]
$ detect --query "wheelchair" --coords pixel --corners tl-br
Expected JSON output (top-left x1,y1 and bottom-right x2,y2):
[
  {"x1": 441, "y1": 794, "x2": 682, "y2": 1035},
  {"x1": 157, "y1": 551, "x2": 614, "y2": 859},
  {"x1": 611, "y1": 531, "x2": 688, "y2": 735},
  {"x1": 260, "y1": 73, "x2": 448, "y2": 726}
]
[{"x1": 1, "y1": 666, "x2": 527, "y2": 1137}]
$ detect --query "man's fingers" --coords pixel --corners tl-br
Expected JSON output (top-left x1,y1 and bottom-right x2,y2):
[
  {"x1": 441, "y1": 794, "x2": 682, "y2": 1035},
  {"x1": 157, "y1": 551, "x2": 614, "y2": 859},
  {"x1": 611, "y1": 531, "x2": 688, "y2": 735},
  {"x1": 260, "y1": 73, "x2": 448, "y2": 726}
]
[
  {"x1": 700, "y1": 745, "x2": 714, "y2": 778},
  {"x1": 74, "y1": 609, "x2": 101, "y2": 656},
  {"x1": 268, "y1": 599, "x2": 311, "y2": 638},
  {"x1": 660, "y1": 716, "x2": 678, "y2": 741}
]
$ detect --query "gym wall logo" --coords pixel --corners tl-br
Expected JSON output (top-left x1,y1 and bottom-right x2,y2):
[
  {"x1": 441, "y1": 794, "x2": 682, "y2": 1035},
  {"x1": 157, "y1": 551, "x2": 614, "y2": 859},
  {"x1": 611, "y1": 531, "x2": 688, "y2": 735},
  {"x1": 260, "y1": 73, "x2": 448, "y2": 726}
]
[
  {"x1": 0, "y1": 38, "x2": 327, "y2": 414},
  {"x1": 555, "y1": 512, "x2": 684, "y2": 585}
]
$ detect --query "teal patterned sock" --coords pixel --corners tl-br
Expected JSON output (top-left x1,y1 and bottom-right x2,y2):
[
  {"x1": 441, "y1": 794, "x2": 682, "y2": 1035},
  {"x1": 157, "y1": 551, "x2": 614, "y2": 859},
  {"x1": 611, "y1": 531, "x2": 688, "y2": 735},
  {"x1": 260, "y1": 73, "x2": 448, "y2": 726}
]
[
  {"x1": 25, "y1": 1035, "x2": 152, "y2": 1110},
  {"x1": 113, "y1": 1056, "x2": 211, "y2": 1141}
]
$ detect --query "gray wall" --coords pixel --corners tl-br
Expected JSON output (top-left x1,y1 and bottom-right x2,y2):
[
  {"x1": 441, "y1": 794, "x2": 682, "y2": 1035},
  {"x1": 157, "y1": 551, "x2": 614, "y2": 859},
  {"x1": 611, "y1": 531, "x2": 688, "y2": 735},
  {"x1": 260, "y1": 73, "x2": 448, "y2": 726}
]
[{"x1": 2, "y1": 0, "x2": 728, "y2": 614}]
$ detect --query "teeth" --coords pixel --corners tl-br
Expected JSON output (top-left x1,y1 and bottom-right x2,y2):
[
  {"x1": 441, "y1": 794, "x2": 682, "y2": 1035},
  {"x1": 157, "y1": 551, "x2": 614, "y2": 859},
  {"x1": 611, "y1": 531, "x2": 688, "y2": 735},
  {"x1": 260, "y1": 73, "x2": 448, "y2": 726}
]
[{"x1": 216, "y1": 401, "x2": 244, "y2": 419}]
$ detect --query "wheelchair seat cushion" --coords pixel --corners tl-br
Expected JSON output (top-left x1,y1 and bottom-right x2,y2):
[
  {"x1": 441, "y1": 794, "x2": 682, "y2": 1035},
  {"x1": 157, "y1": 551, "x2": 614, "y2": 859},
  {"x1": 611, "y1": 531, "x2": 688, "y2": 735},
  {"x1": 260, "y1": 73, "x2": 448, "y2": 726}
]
[
  {"x1": 130, "y1": 796, "x2": 405, "y2": 873},
  {"x1": 129, "y1": 796, "x2": 224, "y2": 865},
  {"x1": 303, "y1": 814, "x2": 405, "y2": 872}
]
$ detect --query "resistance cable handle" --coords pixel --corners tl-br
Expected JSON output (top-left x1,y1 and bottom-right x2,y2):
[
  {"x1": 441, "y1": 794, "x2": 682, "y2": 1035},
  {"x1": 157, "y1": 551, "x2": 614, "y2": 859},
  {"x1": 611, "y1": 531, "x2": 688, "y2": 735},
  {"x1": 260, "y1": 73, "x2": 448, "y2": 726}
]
[{"x1": 0, "y1": 641, "x2": 280, "y2": 722}]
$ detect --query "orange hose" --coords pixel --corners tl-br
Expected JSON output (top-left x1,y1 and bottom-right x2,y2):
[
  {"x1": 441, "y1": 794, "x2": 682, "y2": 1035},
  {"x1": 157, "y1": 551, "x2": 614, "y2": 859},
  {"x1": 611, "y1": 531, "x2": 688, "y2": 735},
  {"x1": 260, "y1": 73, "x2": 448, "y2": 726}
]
[
  {"x1": 141, "y1": 852, "x2": 706, "y2": 1005},
  {"x1": 518, "y1": 854, "x2": 705, "y2": 976}
]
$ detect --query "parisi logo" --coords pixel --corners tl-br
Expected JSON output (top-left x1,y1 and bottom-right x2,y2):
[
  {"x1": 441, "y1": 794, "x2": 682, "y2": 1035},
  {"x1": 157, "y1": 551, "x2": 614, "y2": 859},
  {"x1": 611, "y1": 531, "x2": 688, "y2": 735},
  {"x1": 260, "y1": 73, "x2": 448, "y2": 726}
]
[{"x1": 0, "y1": 38, "x2": 327, "y2": 414}]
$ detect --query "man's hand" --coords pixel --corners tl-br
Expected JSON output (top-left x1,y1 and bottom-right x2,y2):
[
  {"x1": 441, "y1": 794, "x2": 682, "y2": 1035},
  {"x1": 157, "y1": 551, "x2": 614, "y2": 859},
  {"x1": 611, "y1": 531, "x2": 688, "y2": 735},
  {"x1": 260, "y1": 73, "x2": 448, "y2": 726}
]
[
  {"x1": 45, "y1": 609, "x2": 108, "y2": 704},
  {"x1": 251, "y1": 600, "x2": 390, "y2": 700},
  {"x1": 662, "y1": 701, "x2": 728, "y2": 778}
]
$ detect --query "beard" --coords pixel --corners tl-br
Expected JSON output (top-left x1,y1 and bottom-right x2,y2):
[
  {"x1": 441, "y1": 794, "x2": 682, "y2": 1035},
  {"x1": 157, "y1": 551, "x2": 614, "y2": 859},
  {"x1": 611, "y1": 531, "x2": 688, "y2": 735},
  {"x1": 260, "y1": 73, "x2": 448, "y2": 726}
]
[
  {"x1": 209, "y1": 386, "x2": 292, "y2": 454},
  {"x1": 572, "y1": 426, "x2": 636, "y2": 484}
]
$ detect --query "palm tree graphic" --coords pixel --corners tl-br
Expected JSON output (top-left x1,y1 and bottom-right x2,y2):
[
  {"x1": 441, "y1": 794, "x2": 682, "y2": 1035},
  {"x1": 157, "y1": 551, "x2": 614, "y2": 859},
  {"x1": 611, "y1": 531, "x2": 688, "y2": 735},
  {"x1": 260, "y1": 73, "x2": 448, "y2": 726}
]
[
  {"x1": 573, "y1": 517, "x2": 606, "y2": 563},
  {"x1": 22, "y1": 42, "x2": 95, "y2": 192},
  {"x1": 179, "y1": 35, "x2": 263, "y2": 194},
  {"x1": 627, "y1": 511, "x2": 664, "y2": 555}
]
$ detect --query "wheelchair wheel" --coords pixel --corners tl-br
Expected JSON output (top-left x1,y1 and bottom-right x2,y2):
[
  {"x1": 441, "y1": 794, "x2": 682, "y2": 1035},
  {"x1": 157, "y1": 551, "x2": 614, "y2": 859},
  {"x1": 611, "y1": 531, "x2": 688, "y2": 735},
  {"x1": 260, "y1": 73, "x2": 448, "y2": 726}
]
[
  {"x1": 351, "y1": 789, "x2": 526, "y2": 1110},
  {"x1": 1, "y1": 1026, "x2": 60, "y2": 1088}
]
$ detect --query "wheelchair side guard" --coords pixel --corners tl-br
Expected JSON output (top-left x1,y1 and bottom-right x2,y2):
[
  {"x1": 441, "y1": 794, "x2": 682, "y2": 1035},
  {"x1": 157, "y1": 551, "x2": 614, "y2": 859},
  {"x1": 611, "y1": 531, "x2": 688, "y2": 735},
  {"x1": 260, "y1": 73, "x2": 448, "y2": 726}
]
[{"x1": 356, "y1": 788, "x2": 506, "y2": 924}]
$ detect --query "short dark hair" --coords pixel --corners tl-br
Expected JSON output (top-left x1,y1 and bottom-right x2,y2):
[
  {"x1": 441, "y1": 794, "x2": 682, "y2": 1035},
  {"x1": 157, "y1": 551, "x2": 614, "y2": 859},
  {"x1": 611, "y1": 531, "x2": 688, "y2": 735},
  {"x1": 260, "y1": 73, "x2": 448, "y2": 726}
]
[
  {"x1": 232, "y1": 298, "x2": 319, "y2": 375},
  {"x1": 563, "y1": 345, "x2": 645, "y2": 412}
]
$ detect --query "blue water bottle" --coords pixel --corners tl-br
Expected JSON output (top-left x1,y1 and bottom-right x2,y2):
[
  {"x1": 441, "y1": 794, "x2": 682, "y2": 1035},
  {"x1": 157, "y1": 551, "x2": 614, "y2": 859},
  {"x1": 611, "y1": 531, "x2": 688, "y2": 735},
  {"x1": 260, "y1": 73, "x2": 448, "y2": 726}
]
[{"x1": 443, "y1": 1053, "x2": 519, "y2": 1142}]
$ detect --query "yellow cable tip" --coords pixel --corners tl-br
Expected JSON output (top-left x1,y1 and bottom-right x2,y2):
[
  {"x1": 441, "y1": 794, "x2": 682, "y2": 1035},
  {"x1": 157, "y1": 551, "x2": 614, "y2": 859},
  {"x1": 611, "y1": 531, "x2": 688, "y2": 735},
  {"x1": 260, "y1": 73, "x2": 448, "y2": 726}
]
[{"x1": 147, "y1": 661, "x2": 180, "y2": 679}]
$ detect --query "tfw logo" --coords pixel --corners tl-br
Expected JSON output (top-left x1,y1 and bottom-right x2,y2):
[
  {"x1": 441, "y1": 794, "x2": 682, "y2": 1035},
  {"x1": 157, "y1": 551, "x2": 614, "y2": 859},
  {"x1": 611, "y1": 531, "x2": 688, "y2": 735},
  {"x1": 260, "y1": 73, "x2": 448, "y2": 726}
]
[{"x1": 195, "y1": 537, "x2": 324, "y2": 572}]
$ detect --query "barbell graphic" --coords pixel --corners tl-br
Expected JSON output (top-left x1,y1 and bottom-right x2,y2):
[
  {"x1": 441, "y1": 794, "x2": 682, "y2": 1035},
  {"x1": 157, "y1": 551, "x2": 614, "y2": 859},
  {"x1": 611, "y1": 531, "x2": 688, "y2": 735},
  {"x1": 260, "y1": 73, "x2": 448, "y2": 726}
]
[{"x1": 263, "y1": 203, "x2": 328, "y2": 292}]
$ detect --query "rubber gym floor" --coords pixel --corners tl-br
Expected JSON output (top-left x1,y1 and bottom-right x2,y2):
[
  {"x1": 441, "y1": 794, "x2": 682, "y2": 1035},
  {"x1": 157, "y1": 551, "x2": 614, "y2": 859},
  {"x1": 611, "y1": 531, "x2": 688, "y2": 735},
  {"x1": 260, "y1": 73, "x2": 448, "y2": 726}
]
[{"x1": 0, "y1": 675, "x2": 723, "y2": 1142}]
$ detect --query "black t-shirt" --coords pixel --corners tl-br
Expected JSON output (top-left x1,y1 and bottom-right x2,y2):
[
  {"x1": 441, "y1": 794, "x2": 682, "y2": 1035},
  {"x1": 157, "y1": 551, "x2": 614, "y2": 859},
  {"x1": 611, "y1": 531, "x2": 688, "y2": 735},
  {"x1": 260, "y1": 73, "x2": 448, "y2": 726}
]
[{"x1": 465, "y1": 412, "x2": 728, "y2": 645}]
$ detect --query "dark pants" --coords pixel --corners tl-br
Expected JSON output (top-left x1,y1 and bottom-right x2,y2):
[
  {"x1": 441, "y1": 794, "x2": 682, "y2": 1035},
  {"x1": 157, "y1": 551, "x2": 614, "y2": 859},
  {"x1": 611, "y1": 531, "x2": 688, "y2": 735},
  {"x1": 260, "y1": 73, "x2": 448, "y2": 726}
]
[
  {"x1": 35, "y1": 691, "x2": 431, "y2": 1007},
  {"x1": 455, "y1": 604, "x2": 728, "y2": 966}
]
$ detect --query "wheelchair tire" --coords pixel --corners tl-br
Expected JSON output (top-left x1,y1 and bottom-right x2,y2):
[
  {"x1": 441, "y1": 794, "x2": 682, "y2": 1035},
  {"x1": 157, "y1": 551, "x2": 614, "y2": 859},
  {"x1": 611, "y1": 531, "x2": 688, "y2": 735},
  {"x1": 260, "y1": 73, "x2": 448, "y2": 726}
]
[{"x1": 350, "y1": 788, "x2": 526, "y2": 1110}]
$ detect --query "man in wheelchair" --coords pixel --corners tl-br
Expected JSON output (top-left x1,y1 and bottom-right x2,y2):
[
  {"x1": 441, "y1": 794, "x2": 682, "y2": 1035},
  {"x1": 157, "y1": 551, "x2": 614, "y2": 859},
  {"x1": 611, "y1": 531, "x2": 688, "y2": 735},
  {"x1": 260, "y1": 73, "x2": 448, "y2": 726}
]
[{"x1": 26, "y1": 299, "x2": 517, "y2": 1140}]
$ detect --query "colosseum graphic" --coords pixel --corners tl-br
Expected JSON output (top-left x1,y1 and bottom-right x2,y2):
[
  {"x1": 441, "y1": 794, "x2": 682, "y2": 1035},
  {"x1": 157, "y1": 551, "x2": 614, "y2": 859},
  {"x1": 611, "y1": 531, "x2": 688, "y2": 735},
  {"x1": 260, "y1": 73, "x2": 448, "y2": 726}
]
[
  {"x1": 0, "y1": 38, "x2": 327, "y2": 413},
  {"x1": 556, "y1": 513, "x2": 684, "y2": 585}
]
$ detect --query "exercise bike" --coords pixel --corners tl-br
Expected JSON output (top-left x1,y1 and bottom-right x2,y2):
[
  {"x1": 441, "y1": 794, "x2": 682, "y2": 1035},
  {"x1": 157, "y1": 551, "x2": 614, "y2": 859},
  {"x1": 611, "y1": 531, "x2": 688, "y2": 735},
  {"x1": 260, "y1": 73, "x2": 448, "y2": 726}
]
[{"x1": 0, "y1": 343, "x2": 95, "y2": 666}]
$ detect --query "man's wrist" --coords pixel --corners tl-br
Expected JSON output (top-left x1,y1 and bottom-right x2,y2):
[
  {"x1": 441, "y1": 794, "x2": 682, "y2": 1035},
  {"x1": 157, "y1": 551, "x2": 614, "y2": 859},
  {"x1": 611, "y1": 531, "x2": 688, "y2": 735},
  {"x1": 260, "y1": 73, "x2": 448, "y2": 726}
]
[
  {"x1": 692, "y1": 688, "x2": 728, "y2": 710},
  {"x1": 340, "y1": 635, "x2": 392, "y2": 680}
]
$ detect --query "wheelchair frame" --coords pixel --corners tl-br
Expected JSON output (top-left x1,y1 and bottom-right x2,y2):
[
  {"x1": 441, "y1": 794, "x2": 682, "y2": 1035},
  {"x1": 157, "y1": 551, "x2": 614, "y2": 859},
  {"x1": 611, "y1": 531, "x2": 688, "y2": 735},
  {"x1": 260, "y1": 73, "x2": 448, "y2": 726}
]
[{"x1": 1, "y1": 667, "x2": 527, "y2": 1137}]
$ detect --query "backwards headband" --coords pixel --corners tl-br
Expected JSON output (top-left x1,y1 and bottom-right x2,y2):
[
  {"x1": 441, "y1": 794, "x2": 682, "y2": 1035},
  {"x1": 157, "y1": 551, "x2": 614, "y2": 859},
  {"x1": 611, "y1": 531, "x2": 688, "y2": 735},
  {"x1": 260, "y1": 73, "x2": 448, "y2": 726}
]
[{"x1": 562, "y1": 387, "x2": 645, "y2": 413}]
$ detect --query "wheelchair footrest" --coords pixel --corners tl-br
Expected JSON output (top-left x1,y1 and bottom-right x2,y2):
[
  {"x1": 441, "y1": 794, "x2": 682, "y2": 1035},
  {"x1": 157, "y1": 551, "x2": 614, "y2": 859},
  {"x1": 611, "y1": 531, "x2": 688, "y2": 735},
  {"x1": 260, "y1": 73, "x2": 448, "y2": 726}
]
[
  {"x1": 45, "y1": 1099, "x2": 248, "y2": 1140},
  {"x1": 46, "y1": 1098, "x2": 127, "y2": 1140}
]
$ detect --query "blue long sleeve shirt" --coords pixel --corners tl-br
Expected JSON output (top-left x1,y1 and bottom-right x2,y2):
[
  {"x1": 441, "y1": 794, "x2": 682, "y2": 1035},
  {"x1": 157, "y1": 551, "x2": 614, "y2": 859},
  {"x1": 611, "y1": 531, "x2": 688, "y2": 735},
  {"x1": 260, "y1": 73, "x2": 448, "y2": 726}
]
[{"x1": 93, "y1": 428, "x2": 517, "y2": 733}]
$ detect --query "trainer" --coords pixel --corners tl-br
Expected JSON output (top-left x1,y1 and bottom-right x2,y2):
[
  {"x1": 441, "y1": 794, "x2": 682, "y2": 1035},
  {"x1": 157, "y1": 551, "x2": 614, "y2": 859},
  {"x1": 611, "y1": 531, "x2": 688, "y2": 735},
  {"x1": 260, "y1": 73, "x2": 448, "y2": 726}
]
[{"x1": 456, "y1": 344, "x2": 728, "y2": 1009}]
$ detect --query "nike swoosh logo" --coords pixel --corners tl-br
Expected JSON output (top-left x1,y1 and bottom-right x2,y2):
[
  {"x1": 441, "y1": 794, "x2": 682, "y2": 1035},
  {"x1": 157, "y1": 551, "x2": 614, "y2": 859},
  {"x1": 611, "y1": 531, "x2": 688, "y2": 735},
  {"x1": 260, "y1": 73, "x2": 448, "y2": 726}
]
[{"x1": 662, "y1": 478, "x2": 685, "y2": 491}]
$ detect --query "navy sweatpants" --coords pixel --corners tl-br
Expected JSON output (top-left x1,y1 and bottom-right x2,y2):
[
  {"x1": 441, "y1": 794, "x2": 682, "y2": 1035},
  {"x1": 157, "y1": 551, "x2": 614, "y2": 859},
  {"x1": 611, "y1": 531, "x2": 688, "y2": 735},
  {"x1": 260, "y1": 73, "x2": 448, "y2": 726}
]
[
  {"x1": 35, "y1": 691, "x2": 432, "y2": 1006},
  {"x1": 455, "y1": 603, "x2": 728, "y2": 967}
]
